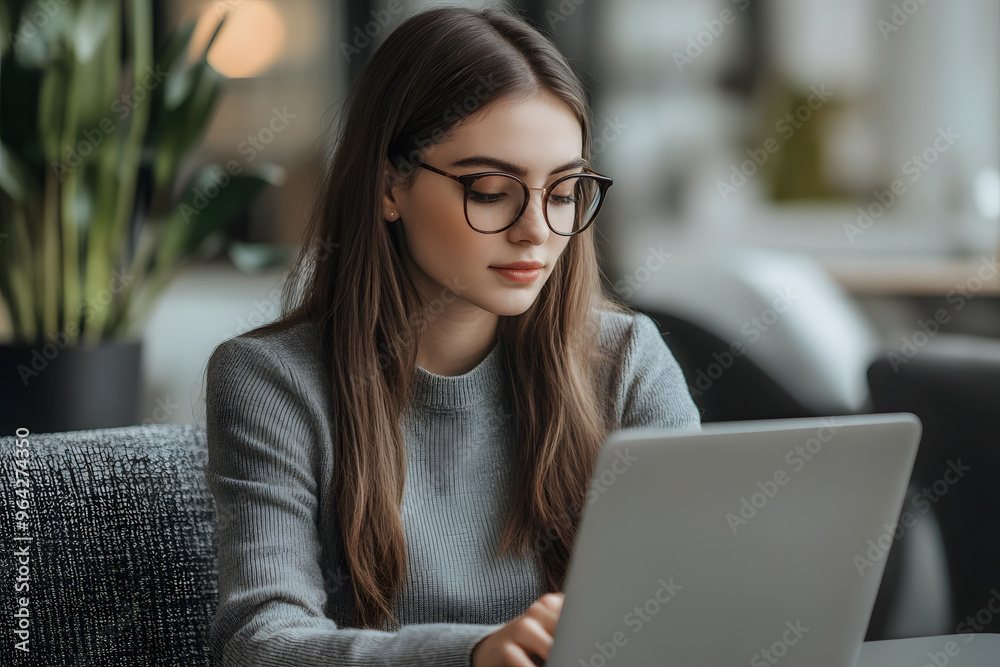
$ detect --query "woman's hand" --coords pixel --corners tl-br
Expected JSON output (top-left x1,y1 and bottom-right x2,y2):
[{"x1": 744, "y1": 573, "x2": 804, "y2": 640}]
[{"x1": 471, "y1": 593, "x2": 565, "y2": 667}]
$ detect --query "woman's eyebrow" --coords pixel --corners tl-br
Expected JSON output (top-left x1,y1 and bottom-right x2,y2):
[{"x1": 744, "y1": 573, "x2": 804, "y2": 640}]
[{"x1": 448, "y1": 155, "x2": 589, "y2": 178}]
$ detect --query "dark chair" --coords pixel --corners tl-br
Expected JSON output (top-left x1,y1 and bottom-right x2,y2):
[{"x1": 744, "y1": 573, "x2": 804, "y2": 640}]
[
  {"x1": 867, "y1": 333, "x2": 1000, "y2": 634},
  {"x1": 3, "y1": 424, "x2": 217, "y2": 666}
]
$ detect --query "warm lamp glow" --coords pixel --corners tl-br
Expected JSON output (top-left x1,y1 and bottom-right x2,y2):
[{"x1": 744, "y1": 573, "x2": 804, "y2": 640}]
[{"x1": 189, "y1": 1, "x2": 287, "y2": 78}]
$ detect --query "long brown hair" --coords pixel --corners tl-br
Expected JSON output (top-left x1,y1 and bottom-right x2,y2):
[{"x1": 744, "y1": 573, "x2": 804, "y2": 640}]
[{"x1": 245, "y1": 5, "x2": 633, "y2": 630}]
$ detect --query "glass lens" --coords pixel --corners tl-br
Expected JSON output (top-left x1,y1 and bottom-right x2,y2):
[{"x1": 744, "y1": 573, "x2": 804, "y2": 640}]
[
  {"x1": 546, "y1": 175, "x2": 603, "y2": 234},
  {"x1": 466, "y1": 175, "x2": 525, "y2": 232},
  {"x1": 465, "y1": 174, "x2": 604, "y2": 234}
]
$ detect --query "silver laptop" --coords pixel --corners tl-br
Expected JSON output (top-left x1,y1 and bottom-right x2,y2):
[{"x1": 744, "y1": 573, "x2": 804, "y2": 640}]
[{"x1": 547, "y1": 412, "x2": 921, "y2": 667}]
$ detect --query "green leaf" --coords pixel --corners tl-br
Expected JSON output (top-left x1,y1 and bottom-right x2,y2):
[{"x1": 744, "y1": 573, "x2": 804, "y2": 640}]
[
  {"x1": 1, "y1": 43, "x2": 45, "y2": 168},
  {"x1": 157, "y1": 163, "x2": 284, "y2": 268},
  {"x1": 0, "y1": 141, "x2": 35, "y2": 201},
  {"x1": 73, "y1": 0, "x2": 116, "y2": 63},
  {"x1": 70, "y1": 1, "x2": 121, "y2": 129},
  {"x1": 37, "y1": 63, "x2": 67, "y2": 164},
  {"x1": 151, "y1": 62, "x2": 223, "y2": 188},
  {"x1": 163, "y1": 14, "x2": 226, "y2": 110},
  {"x1": 23, "y1": 0, "x2": 77, "y2": 67},
  {"x1": 163, "y1": 59, "x2": 197, "y2": 111},
  {"x1": 154, "y1": 18, "x2": 197, "y2": 74},
  {"x1": 0, "y1": 2, "x2": 11, "y2": 60},
  {"x1": 199, "y1": 12, "x2": 228, "y2": 61},
  {"x1": 146, "y1": 16, "x2": 230, "y2": 192},
  {"x1": 10, "y1": 6, "x2": 54, "y2": 69},
  {"x1": 177, "y1": 63, "x2": 224, "y2": 148}
]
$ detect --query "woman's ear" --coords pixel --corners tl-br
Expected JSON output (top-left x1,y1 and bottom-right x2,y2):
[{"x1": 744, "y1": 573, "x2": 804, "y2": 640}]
[{"x1": 381, "y1": 161, "x2": 404, "y2": 221}]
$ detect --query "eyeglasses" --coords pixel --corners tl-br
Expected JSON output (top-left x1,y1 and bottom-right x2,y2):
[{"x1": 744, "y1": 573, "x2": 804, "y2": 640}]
[{"x1": 409, "y1": 159, "x2": 613, "y2": 236}]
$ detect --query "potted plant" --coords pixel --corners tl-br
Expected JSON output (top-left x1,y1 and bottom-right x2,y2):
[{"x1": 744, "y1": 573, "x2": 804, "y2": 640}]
[{"x1": 0, "y1": 0, "x2": 282, "y2": 433}]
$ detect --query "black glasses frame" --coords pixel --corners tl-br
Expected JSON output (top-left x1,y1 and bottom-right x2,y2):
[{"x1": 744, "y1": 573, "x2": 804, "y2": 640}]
[{"x1": 410, "y1": 159, "x2": 613, "y2": 236}]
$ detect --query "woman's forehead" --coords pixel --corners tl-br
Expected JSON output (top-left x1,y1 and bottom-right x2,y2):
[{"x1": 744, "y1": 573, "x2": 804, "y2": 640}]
[{"x1": 427, "y1": 94, "x2": 584, "y2": 175}]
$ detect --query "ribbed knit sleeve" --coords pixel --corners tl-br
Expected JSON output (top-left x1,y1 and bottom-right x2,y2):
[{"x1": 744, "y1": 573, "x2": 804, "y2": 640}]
[
  {"x1": 617, "y1": 313, "x2": 702, "y2": 432},
  {"x1": 204, "y1": 336, "x2": 502, "y2": 667}
]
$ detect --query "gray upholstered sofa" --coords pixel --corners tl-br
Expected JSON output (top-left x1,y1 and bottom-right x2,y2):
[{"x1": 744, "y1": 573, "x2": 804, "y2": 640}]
[{"x1": 3, "y1": 424, "x2": 217, "y2": 666}]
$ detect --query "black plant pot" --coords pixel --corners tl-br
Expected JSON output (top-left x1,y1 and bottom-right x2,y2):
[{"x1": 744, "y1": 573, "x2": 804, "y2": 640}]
[{"x1": 0, "y1": 339, "x2": 143, "y2": 435}]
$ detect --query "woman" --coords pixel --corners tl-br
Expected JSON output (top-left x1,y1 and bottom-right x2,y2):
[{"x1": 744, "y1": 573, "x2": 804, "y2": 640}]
[{"x1": 204, "y1": 5, "x2": 701, "y2": 666}]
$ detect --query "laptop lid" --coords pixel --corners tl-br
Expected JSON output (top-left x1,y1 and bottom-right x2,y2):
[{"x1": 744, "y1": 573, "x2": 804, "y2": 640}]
[{"x1": 546, "y1": 412, "x2": 921, "y2": 667}]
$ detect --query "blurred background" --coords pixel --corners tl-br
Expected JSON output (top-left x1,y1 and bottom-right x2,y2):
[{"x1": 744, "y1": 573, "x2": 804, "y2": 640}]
[{"x1": 1, "y1": 0, "x2": 998, "y2": 644}]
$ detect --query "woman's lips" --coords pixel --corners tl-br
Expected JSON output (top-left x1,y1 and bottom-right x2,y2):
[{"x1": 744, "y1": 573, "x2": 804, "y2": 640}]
[{"x1": 489, "y1": 267, "x2": 543, "y2": 283}]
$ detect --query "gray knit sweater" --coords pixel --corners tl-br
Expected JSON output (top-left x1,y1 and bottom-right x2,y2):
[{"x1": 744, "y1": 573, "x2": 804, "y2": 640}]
[{"x1": 204, "y1": 309, "x2": 701, "y2": 667}]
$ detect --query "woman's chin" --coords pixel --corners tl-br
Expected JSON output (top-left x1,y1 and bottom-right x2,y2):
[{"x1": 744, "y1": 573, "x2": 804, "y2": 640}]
[{"x1": 479, "y1": 293, "x2": 540, "y2": 317}]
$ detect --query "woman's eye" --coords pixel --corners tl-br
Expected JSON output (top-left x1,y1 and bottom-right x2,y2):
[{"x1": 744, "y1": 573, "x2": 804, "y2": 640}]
[
  {"x1": 469, "y1": 191, "x2": 506, "y2": 204},
  {"x1": 551, "y1": 195, "x2": 577, "y2": 206}
]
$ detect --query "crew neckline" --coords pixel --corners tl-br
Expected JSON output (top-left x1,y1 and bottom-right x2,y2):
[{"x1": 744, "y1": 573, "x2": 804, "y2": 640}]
[{"x1": 411, "y1": 340, "x2": 505, "y2": 410}]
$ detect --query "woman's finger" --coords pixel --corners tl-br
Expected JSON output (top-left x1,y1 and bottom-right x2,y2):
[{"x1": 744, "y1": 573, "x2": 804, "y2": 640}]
[
  {"x1": 511, "y1": 616, "x2": 557, "y2": 662},
  {"x1": 526, "y1": 595, "x2": 563, "y2": 633}
]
